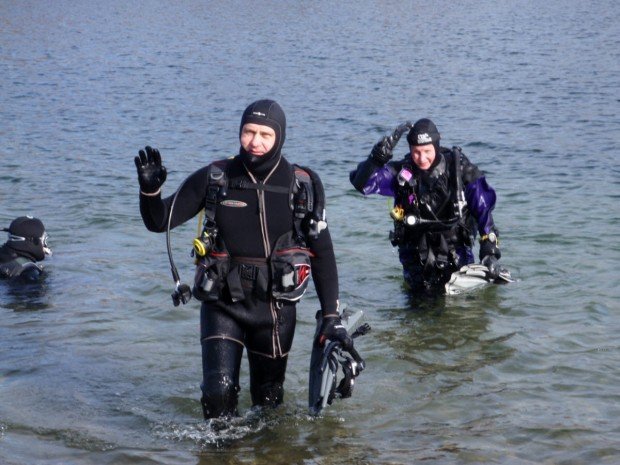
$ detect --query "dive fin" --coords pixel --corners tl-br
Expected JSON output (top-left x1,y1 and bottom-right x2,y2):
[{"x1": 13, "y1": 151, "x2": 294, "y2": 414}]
[
  {"x1": 308, "y1": 308, "x2": 369, "y2": 416},
  {"x1": 445, "y1": 264, "x2": 514, "y2": 295}
]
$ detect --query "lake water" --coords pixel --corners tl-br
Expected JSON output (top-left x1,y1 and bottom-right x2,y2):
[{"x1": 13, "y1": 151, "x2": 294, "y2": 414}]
[{"x1": 1, "y1": 1, "x2": 619, "y2": 464}]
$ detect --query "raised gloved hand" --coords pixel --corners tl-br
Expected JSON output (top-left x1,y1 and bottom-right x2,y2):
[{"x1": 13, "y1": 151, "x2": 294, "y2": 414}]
[
  {"x1": 316, "y1": 315, "x2": 353, "y2": 350},
  {"x1": 369, "y1": 121, "x2": 413, "y2": 166},
  {"x1": 135, "y1": 146, "x2": 167, "y2": 194},
  {"x1": 370, "y1": 136, "x2": 393, "y2": 165}
]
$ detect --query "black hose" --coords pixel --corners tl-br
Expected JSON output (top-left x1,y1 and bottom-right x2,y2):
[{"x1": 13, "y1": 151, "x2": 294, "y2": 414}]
[{"x1": 165, "y1": 177, "x2": 192, "y2": 306}]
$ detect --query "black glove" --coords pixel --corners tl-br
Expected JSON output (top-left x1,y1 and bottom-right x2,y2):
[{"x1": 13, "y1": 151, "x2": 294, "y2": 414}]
[
  {"x1": 480, "y1": 231, "x2": 501, "y2": 280},
  {"x1": 135, "y1": 146, "x2": 167, "y2": 194},
  {"x1": 316, "y1": 316, "x2": 353, "y2": 350},
  {"x1": 481, "y1": 254, "x2": 501, "y2": 280},
  {"x1": 479, "y1": 232, "x2": 501, "y2": 262},
  {"x1": 369, "y1": 136, "x2": 393, "y2": 165},
  {"x1": 369, "y1": 122, "x2": 414, "y2": 166}
]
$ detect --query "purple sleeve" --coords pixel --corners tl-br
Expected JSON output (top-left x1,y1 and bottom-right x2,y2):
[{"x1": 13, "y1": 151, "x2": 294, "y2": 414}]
[
  {"x1": 464, "y1": 176, "x2": 497, "y2": 235},
  {"x1": 349, "y1": 160, "x2": 397, "y2": 197}
]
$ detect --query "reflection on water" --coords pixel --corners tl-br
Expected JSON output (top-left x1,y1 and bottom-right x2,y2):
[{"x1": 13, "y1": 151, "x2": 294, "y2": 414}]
[
  {"x1": 380, "y1": 286, "x2": 516, "y2": 377},
  {"x1": 0, "y1": 273, "x2": 52, "y2": 312}
]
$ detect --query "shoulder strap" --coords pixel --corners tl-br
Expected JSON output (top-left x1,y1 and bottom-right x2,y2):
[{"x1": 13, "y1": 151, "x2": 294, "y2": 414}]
[
  {"x1": 452, "y1": 146, "x2": 467, "y2": 219},
  {"x1": 291, "y1": 165, "x2": 313, "y2": 217},
  {"x1": 203, "y1": 159, "x2": 229, "y2": 226},
  {"x1": 292, "y1": 165, "x2": 327, "y2": 240}
]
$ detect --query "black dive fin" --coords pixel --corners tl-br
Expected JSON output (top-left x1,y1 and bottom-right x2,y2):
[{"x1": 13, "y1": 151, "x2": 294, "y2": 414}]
[{"x1": 308, "y1": 308, "x2": 368, "y2": 416}]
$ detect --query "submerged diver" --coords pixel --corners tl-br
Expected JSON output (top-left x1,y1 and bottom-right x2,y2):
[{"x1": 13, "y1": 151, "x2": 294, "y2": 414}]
[
  {"x1": 350, "y1": 118, "x2": 504, "y2": 294},
  {"x1": 0, "y1": 216, "x2": 51, "y2": 282},
  {"x1": 135, "y1": 99, "x2": 351, "y2": 419}
]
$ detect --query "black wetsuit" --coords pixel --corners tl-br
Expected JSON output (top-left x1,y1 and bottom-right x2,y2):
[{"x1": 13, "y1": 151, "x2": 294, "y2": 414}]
[
  {"x1": 139, "y1": 154, "x2": 339, "y2": 417},
  {"x1": 0, "y1": 245, "x2": 43, "y2": 282}
]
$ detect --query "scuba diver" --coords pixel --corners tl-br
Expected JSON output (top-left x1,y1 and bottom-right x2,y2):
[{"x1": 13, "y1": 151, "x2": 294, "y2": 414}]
[
  {"x1": 135, "y1": 99, "x2": 355, "y2": 419},
  {"x1": 350, "y1": 118, "x2": 505, "y2": 294},
  {"x1": 0, "y1": 216, "x2": 51, "y2": 282}
]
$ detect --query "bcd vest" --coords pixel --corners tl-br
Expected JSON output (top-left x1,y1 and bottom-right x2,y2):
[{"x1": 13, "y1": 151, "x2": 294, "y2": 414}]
[
  {"x1": 192, "y1": 160, "x2": 326, "y2": 304},
  {"x1": 0, "y1": 256, "x2": 42, "y2": 280},
  {"x1": 390, "y1": 147, "x2": 474, "y2": 268}
]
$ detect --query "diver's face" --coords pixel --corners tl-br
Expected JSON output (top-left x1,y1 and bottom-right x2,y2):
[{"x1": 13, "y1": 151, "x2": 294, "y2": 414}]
[
  {"x1": 410, "y1": 144, "x2": 436, "y2": 170},
  {"x1": 240, "y1": 123, "x2": 276, "y2": 156}
]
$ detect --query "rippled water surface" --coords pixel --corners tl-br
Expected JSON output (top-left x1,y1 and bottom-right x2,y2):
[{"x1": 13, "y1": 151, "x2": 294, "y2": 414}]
[{"x1": 2, "y1": 1, "x2": 619, "y2": 464}]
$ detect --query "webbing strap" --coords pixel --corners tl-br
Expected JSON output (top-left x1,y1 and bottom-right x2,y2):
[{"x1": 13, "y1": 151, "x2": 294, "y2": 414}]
[
  {"x1": 229, "y1": 178, "x2": 290, "y2": 194},
  {"x1": 203, "y1": 163, "x2": 227, "y2": 225}
]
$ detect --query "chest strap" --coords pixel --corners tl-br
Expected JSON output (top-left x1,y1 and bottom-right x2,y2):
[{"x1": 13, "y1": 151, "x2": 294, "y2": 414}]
[{"x1": 229, "y1": 179, "x2": 291, "y2": 194}]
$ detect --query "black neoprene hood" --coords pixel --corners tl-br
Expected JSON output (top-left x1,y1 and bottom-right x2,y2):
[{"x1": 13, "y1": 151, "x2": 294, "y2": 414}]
[
  {"x1": 2, "y1": 216, "x2": 47, "y2": 261},
  {"x1": 407, "y1": 118, "x2": 441, "y2": 146},
  {"x1": 239, "y1": 99, "x2": 287, "y2": 165}
]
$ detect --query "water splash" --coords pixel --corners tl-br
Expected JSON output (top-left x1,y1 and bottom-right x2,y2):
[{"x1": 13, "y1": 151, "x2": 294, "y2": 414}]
[{"x1": 152, "y1": 408, "x2": 271, "y2": 448}]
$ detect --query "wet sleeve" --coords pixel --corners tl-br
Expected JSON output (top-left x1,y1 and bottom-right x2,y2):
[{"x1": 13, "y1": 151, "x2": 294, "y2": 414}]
[
  {"x1": 308, "y1": 226, "x2": 339, "y2": 318},
  {"x1": 0, "y1": 260, "x2": 43, "y2": 282},
  {"x1": 139, "y1": 166, "x2": 210, "y2": 233},
  {"x1": 18, "y1": 264, "x2": 43, "y2": 283},
  {"x1": 349, "y1": 158, "x2": 398, "y2": 196},
  {"x1": 461, "y1": 154, "x2": 497, "y2": 235}
]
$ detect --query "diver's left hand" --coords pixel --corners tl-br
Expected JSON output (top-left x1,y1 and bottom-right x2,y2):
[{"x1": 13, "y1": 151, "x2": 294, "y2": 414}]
[
  {"x1": 317, "y1": 316, "x2": 353, "y2": 350},
  {"x1": 481, "y1": 255, "x2": 501, "y2": 281},
  {"x1": 479, "y1": 233, "x2": 501, "y2": 261}
]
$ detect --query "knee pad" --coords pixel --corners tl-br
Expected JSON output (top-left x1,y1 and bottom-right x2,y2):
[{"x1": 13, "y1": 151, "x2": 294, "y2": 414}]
[
  {"x1": 251, "y1": 381, "x2": 284, "y2": 408},
  {"x1": 200, "y1": 372, "x2": 240, "y2": 419}
]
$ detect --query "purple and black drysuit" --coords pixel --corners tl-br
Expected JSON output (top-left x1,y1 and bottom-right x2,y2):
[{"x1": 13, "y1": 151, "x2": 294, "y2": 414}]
[{"x1": 350, "y1": 147, "x2": 499, "y2": 291}]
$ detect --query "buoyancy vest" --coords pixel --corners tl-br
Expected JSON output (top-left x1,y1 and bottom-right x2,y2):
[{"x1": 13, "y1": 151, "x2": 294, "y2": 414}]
[
  {"x1": 390, "y1": 147, "x2": 475, "y2": 268},
  {"x1": 192, "y1": 159, "x2": 326, "y2": 304},
  {"x1": 0, "y1": 255, "x2": 42, "y2": 280}
]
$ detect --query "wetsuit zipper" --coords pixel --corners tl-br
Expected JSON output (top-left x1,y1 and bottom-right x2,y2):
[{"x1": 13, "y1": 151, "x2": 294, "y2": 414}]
[{"x1": 245, "y1": 159, "x2": 283, "y2": 358}]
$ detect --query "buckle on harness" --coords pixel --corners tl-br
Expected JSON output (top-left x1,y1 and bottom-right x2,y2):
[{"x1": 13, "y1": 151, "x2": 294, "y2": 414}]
[{"x1": 239, "y1": 263, "x2": 257, "y2": 281}]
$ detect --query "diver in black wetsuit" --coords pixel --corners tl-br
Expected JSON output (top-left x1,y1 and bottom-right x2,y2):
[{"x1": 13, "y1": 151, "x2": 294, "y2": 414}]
[
  {"x1": 135, "y1": 99, "x2": 350, "y2": 419},
  {"x1": 0, "y1": 216, "x2": 51, "y2": 282}
]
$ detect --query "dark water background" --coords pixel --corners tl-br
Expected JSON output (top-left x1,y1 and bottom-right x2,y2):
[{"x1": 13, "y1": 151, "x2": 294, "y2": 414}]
[{"x1": 1, "y1": 1, "x2": 619, "y2": 464}]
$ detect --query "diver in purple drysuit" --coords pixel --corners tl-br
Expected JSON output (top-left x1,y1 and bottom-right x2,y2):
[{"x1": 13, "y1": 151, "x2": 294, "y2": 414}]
[{"x1": 350, "y1": 118, "x2": 503, "y2": 293}]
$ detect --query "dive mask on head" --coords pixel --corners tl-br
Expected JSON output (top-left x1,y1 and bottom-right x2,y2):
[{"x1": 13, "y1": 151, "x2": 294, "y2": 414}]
[{"x1": 5, "y1": 231, "x2": 52, "y2": 257}]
